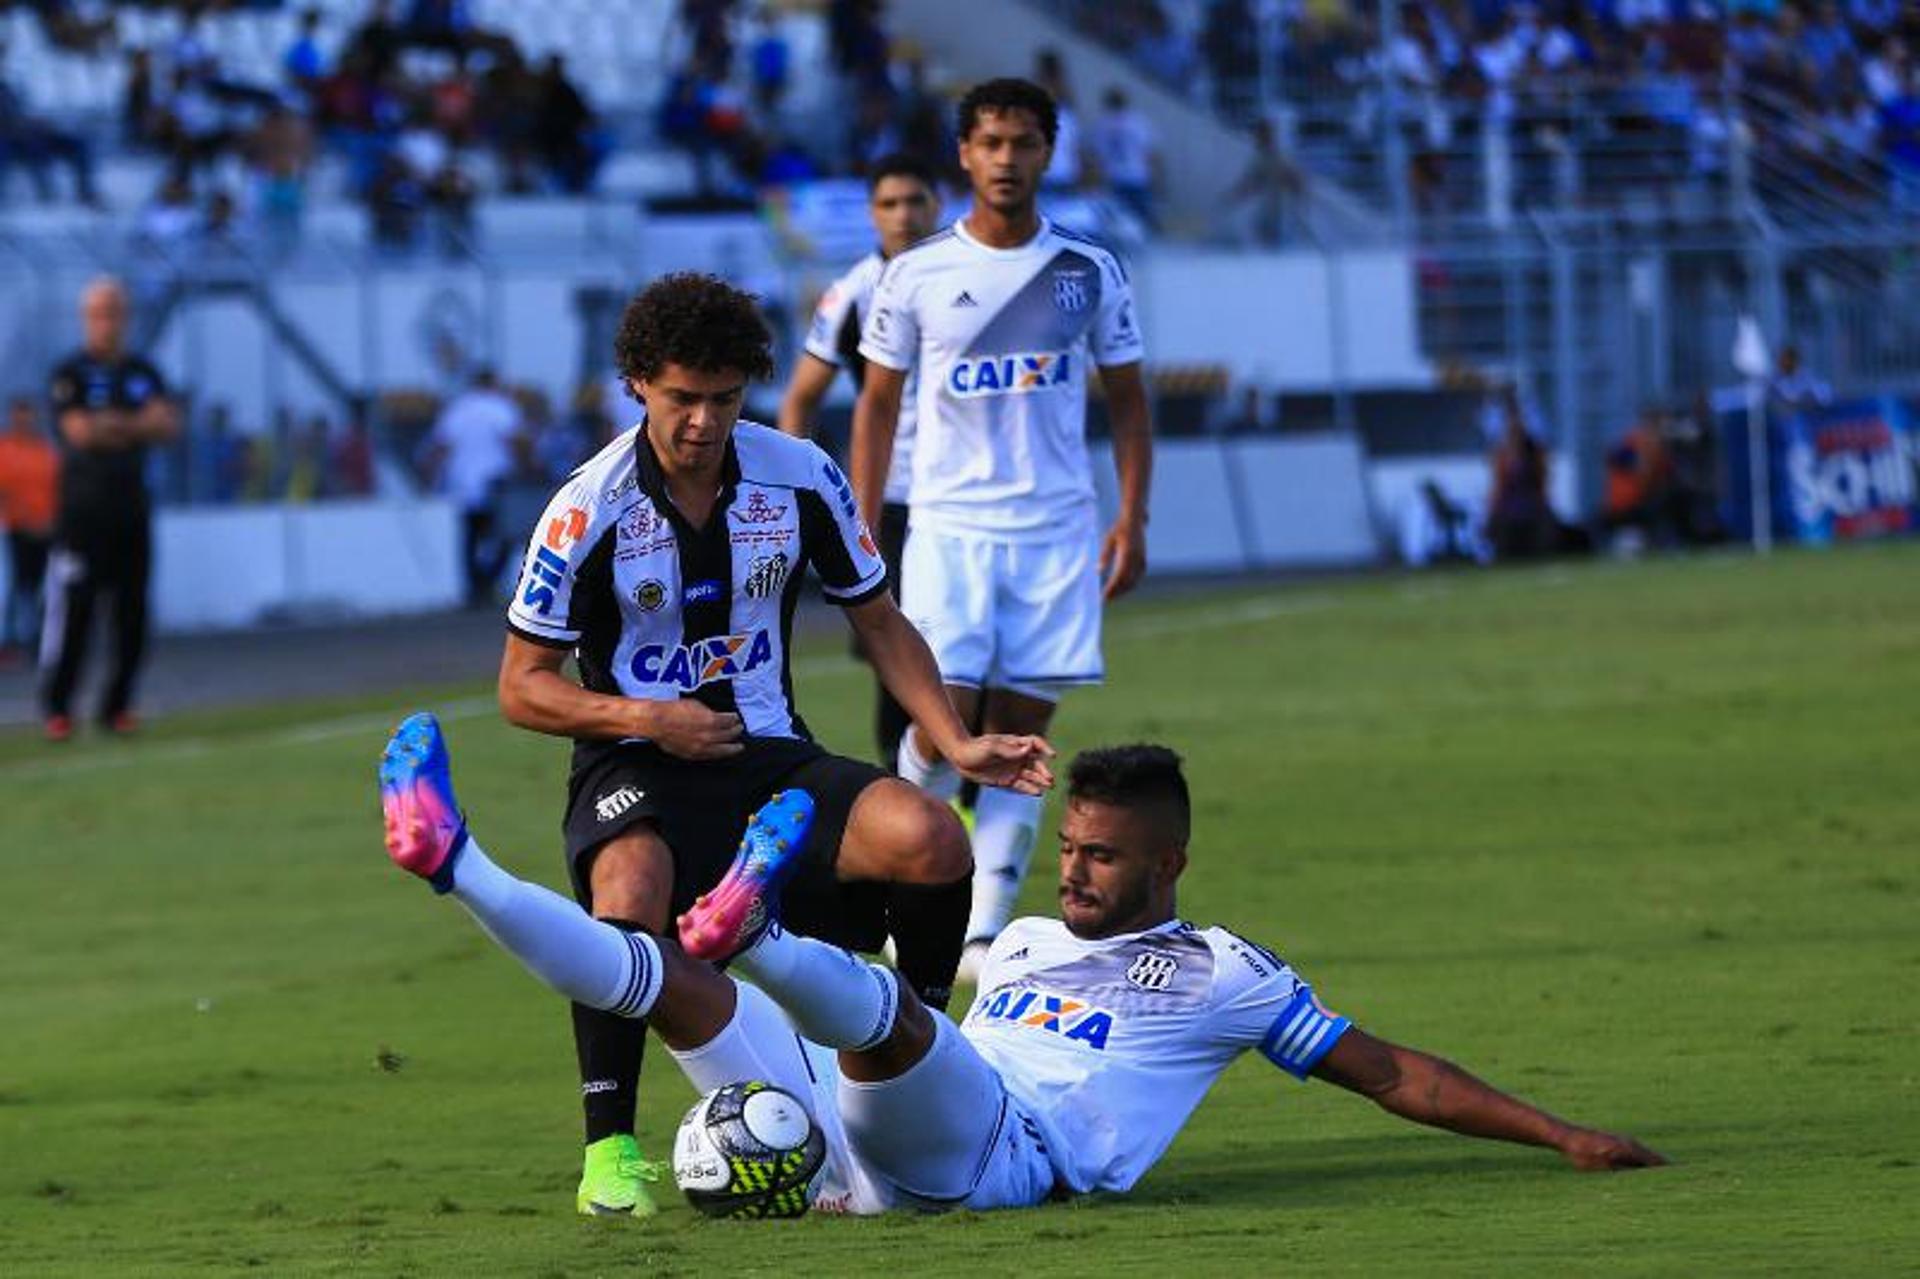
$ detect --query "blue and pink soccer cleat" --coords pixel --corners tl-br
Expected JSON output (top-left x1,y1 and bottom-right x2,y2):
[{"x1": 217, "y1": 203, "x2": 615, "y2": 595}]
[
  {"x1": 379, "y1": 712, "x2": 468, "y2": 894},
  {"x1": 677, "y1": 790, "x2": 816, "y2": 962}
]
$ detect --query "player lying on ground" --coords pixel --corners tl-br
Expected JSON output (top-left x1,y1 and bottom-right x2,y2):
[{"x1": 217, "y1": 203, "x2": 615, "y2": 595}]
[{"x1": 381, "y1": 716, "x2": 1664, "y2": 1212}]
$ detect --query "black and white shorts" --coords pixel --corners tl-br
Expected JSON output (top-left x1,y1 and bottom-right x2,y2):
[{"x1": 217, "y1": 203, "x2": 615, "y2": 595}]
[{"x1": 563, "y1": 736, "x2": 891, "y2": 951}]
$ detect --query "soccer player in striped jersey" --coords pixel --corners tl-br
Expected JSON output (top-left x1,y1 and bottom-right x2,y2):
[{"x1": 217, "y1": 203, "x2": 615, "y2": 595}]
[{"x1": 383, "y1": 724, "x2": 1664, "y2": 1214}]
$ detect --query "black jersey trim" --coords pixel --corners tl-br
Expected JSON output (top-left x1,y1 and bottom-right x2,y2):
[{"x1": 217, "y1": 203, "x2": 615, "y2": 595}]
[
  {"x1": 507, "y1": 620, "x2": 576, "y2": 649},
  {"x1": 828, "y1": 575, "x2": 891, "y2": 608}
]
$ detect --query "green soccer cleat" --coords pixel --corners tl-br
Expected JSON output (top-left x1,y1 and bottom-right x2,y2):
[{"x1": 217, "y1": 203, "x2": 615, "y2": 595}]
[{"x1": 576, "y1": 1134, "x2": 662, "y2": 1218}]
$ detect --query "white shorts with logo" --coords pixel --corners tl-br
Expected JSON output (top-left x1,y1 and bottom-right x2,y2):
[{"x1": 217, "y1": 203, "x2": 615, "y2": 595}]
[{"x1": 900, "y1": 522, "x2": 1104, "y2": 700}]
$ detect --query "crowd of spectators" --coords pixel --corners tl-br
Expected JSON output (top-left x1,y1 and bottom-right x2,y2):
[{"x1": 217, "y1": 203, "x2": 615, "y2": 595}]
[
  {"x1": 1050, "y1": 0, "x2": 1920, "y2": 216},
  {"x1": 3, "y1": 1, "x2": 609, "y2": 253},
  {"x1": 653, "y1": 0, "x2": 957, "y2": 199}
]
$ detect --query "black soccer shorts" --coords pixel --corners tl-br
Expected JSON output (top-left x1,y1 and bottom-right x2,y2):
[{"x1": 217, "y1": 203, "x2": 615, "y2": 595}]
[{"x1": 562, "y1": 736, "x2": 891, "y2": 951}]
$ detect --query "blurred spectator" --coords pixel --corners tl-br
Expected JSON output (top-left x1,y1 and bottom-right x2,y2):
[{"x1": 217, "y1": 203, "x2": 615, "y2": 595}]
[
  {"x1": 1881, "y1": 64, "x2": 1920, "y2": 211},
  {"x1": 346, "y1": 0, "x2": 404, "y2": 82},
  {"x1": 201, "y1": 402, "x2": 247, "y2": 503},
  {"x1": 1601, "y1": 405, "x2": 1678, "y2": 551},
  {"x1": 283, "y1": 7, "x2": 329, "y2": 93},
  {"x1": 1211, "y1": 385, "x2": 1271, "y2": 436},
  {"x1": 748, "y1": 6, "x2": 791, "y2": 117},
  {"x1": 1131, "y1": 5, "x2": 1198, "y2": 87},
  {"x1": 403, "y1": 0, "x2": 475, "y2": 56},
  {"x1": 1204, "y1": 0, "x2": 1259, "y2": 116},
  {"x1": 125, "y1": 47, "x2": 160, "y2": 148},
  {"x1": 0, "y1": 395, "x2": 59, "y2": 664},
  {"x1": 1484, "y1": 389, "x2": 1575, "y2": 560},
  {"x1": 284, "y1": 414, "x2": 325, "y2": 502},
  {"x1": 1034, "y1": 49, "x2": 1086, "y2": 190},
  {"x1": 1220, "y1": 119, "x2": 1305, "y2": 246},
  {"x1": 136, "y1": 170, "x2": 202, "y2": 254},
  {"x1": 1668, "y1": 393, "x2": 1725, "y2": 546},
  {"x1": 423, "y1": 367, "x2": 525, "y2": 606},
  {"x1": 249, "y1": 106, "x2": 316, "y2": 256},
  {"x1": 529, "y1": 395, "x2": 587, "y2": 480},
  {"x1": 1090, "y1": 86, "x2": 1159, "y2": 227},
  {"x1": 830, "y1": 0, "x2": 891, "y2": 89},
  {"x1": 330, "y1": 414, "x2": 377, "y2": 497},
  {"x1": 32, "y1": 0, "x2": 115, "y2": 55},
  {"x1": 156, "y1": 65, "x2": 233, "y2": 176},
  {"x1": 0, "y1": 70, "x2": 100, "y2": 205},
  {"x1": 1770, "y1": 343, "x2": 1834, "y2": 411},
  {"x1": 532, "y1": 55, "x2": 601, "y2": 194}
]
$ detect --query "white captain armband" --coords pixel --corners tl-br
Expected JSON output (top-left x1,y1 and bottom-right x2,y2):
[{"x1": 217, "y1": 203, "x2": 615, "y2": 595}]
[{"x1": 1259, "y1": 986, "x2": 1351, "y2": 1081}]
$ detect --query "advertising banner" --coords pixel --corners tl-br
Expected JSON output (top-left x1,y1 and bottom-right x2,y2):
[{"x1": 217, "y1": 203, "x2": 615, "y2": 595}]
[{"x1": 1720, "y1": 397, "x2": 1919, "y2": 544}]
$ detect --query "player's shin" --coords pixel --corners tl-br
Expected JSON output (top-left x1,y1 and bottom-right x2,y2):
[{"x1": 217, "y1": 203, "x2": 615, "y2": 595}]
[
  {"x1": 733, "y1": 924, "x2": 901, "y2": 1051},
  {"x1": 965, "y1": 787, "x2": 1043, "y2": 943},
  {"x1": 886, "y1": 874, "x2": 969, "y2": 1011},
  {"x1": 443, "y1": 836, "x2": 665, "y2": 1019}
]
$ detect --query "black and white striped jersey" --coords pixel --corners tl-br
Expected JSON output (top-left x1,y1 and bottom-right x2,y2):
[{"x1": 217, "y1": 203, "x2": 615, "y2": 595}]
[{"x1": 507, "y1": 421, "x2": 889, "y2": 741}]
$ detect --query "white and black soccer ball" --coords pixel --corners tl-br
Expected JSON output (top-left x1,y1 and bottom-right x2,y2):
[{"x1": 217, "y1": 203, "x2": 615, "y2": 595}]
[{"x1": 673, "y1": 1081, "x2": 825, "y2": 1219}]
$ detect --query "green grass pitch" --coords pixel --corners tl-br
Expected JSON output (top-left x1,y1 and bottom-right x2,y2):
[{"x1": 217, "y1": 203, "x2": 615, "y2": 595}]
[{"x1": 2, "y1": 544, "x2": 1917, "y2": 1276}]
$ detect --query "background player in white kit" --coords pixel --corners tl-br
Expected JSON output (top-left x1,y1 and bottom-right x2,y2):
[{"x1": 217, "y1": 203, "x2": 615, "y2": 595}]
[
  {"x1": 852, "y1": 79, "x2": 1156, "y2": 975},
  {"x1": 777, "y1": 154, "x2": 941, "y2": 769},
  {"x1": 382, "y1": 722, "x2": 1665, "y2": 1212}
]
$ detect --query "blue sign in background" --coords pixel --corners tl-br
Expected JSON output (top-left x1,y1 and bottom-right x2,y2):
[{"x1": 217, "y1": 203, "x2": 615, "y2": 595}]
[{"x1": 1721, "y1": 398, "x2": 1920, "y2": 544}]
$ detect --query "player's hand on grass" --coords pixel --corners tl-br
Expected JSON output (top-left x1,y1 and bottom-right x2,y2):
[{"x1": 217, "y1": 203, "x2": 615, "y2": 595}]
[
  {"x1": 1557, "y1": 1126, "x2": 1667, "y2": 1171},
  {"x1": 646, "y1": 699, "x2": 745, "y2": 761},
  {"x1": 1100, "y1": 514, "x2": 1147, "y2": 600},
  {"x1": 949, "y1": 734, "x2": 1056, "y2": 795}
]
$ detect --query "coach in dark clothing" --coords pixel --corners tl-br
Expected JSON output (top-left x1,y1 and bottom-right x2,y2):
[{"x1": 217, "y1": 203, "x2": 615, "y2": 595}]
[{"x1": 39, "y1": 277, "x2": 179, "y2": 741}]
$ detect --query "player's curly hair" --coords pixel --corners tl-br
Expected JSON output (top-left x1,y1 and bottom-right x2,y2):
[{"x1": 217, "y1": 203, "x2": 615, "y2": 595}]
[
  {"x1": 1068, "y1": 745, "x2": 1191, "y2": 845},
  {"x1": 613, "y1": 272, "x2": 775, "y2": 390},
  {"x1": 956, "y1": 77, "x2": 1058, "y2": 146}
]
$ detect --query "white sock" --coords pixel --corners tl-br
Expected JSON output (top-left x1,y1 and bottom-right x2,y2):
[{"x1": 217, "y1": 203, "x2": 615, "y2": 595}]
[
  {"x1": 669, "y1": 981, "x2": 820, "y2": 1101},
  {"x1": 966, "y1": 787, "x2": 1043, "y2": 942},
  {"x1": 897, "y1": 731, "x2": 960, "y2": 802},
  {"x1": 733, "y1": 924, "x2": 899, "y2": 1051},
  {"x1": 446, "y1": 837, "x2": 663, "y2": 1019}
]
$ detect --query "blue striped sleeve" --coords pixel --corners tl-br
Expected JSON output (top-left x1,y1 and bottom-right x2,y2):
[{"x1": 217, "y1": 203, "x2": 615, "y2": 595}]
[{"x1": 1258, "y1": 986, "x2": 1351, "y2": 1081}]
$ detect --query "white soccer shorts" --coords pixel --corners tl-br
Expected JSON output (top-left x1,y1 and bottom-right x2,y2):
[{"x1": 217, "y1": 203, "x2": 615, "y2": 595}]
[
  {"x1": 900, "y1": 524, "x2": 1104, "y2": 700},
  {"x1": 837, "y1": 1013, "x2": 1057, "y2": 1211}
]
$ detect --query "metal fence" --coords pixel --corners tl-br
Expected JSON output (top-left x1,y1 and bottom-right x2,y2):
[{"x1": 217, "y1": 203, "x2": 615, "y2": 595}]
[{"x1": 1409, "y1": 210, "x2": 1920, "y2": 511}]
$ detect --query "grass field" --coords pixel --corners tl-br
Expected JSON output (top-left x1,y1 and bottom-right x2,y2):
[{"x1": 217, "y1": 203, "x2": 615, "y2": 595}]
[{"x1": 3, "y1": 545, "x2": 1918, "y2": 1277}]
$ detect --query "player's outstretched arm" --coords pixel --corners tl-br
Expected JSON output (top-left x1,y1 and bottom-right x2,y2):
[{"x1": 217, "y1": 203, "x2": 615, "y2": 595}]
[
  {"x1": 849, "y1": 363, "x2": 906, "y2": 527},
  {"x1": 777, "y1": 353, "x2": 838, "y2": 438},
  {"x1": 844, "y1": 594, "x2": 1055, "y2": 794},
  {"x1": 1311, "y1": 1027, "x2": 1666, "y2": 1172}
]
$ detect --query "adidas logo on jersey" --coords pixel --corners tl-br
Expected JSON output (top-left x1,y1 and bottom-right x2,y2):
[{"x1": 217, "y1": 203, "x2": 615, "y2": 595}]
[
  {"x1": 947, "y1": 351, "x2": 1073, "y2": 398},
  {"x1": 952, "y1": 291, "x2": 978, "y2": 307},
  {"x1": 970, "y1": 987, "x2": 1114, "y2": 1050}
]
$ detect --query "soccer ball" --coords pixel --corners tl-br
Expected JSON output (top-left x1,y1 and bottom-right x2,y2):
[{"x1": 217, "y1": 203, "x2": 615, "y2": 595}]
[{"x1": 672, "y1": 1081, "x2": 825, "y2": 1219}]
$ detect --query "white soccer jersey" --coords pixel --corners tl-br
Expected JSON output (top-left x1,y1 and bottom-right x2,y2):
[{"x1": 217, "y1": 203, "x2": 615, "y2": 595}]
[
  {"x1": 859, "y1": 219, "x2": 1145, "y2": 540},
  {"x1": 958, "y1": 917, "x2": 1351, "y2": 1195},
  {"x1": 804, "y1": 252, "x2": 917, "y2": 506}
]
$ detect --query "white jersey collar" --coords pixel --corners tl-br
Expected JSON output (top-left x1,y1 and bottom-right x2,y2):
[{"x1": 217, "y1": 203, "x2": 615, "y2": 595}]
[{"x1": 954, "y1": 215, "x2": 1053, "y2": 260}]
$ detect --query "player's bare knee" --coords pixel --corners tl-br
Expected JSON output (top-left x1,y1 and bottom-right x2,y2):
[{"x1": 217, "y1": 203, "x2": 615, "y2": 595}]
[{"x1": 901, "y1": 795, "x2": 971, "y2": 884}]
